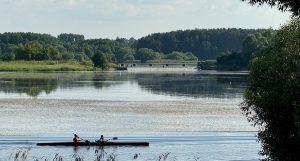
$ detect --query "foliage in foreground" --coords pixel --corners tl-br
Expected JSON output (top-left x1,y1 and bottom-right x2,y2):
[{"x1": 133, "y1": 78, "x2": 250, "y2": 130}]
[
  {"x1": 241, "y1": 0, "x2": 300, "y2": 17},
  {"x1": 3, "y1": 147, "x2": 201, "y2": 161},
  {"x1": 241, "y1": 18, "x2": 300, "y2": 160}
]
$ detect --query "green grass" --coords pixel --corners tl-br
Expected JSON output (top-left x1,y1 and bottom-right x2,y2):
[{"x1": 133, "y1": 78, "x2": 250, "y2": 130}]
[{"x1": 0, "y1": 60, "x2": 101, "y2": 71}]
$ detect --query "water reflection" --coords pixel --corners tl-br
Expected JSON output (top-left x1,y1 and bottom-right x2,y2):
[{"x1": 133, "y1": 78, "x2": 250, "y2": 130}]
[
  {"x1": 0, "y1": 71, "x2": 248, "y2": 99},
  {"x1": 92, "y1": 73, "x2": 124, "y2": 89},
  {"x1": 136, "y1": 73, "x2": 248, "y2": 99},
  {"x1": 0, "y1": 78, "x2": 59, "y2": 97}
]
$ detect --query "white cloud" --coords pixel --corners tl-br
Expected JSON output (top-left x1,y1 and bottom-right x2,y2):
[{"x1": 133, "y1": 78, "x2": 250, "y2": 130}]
[{"x1": 0, "y1": 0, "x2": 292, "y2": 39}]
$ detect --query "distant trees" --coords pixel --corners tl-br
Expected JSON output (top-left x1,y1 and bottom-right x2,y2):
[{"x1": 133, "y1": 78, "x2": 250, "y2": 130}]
[
  {"x1": 2, "y1": 52, "x2": 15, "y2": 61},
  {"x1": 92, "y1": 51, "x2": 108, "y2": 69},
  {"x1": 15, "y1": 41, "x2": 43, "y2": 60},
  {"x1": 0, "y1": 32, "x2": 61, "y2": 61},
  {"x1": 62, "y1": 52, "x2": 75, "y2": 60},
  {"x1": 0, "y1": 32, "x2": 58, "y2": 46},
  {"x1": 241, "y1": 34, "x2": 259, "y2": 64},
  {"x1": 0, "y1": 29, "x2": 276, "y2": 66},
  {"x1": 58, "y1": 33, "x2": 84, "y2": 43},
  {"x1": 135, "y1": 48, "x2": 198, "y2": 62},
  {"x1": 77, "y1": 38, "x2": 134, "y2": 63},
  {"x1": 241, "y1": 30, "x2": 275, "y2": 63},
  {"x1": 216, "y1": 51, "x2": 244, "y2": 70},
  {"x1": 135, "y1": 48, "x2": 164, "y2": 62},
  {"x1": 114, "y1": 46, "x2": 134, "y2": 62},
  {"x1": 216, "y1": 29, "x2": 276, "y2": 70},
  {"x1": 137, "y1": 28, "x2": 268, "y2": 60},
  {"x1": 165, "y1": 51, "x2": 198, "y2": 61},
  {"x1": 0, "y1": 32, "x2": 137, "y2": 64},
  {"x1": 14, "y1": 41, "x2": 60, "y2": 61},
  {"x1": 116, "y1": 37, "x2": 137, "y2": 50},
  {"x1": 42, "y1": 45, "x2": 61, "y2": 60}
]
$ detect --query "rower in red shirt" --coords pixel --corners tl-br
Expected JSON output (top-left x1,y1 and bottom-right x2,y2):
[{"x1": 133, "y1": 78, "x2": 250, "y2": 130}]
[{"x1": 73, "y1": 134, "x2": 80, "y2": 142}]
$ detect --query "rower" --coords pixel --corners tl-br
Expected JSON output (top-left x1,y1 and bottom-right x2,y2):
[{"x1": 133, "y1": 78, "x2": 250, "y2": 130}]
[
  {"x1": 100, "y1": 135, "x2": 105, "y2": 142},
  {"x1": 73, "y1": 134, "x2": 80, "y2": 143},
  {"x1": 96, "y1": 135, "x2": 106, "y2": 143}
]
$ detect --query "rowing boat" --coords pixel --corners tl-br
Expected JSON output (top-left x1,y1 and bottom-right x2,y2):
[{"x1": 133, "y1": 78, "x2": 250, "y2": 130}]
[{"x1": 36, "y1": 141, "x2": 149, "y2": 146}]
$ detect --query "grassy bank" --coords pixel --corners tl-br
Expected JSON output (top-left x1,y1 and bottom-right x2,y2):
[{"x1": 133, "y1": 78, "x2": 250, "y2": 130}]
[{"x1": 0, "y1": 60, "x2": 103, "y2": 71}]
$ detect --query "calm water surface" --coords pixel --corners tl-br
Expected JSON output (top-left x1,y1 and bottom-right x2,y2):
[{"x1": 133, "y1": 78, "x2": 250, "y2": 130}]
[{"x1": 0, "y1": 70, "x2": 260, "y2": 160}]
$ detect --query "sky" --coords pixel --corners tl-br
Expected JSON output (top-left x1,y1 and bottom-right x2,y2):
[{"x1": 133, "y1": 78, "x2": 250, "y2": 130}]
[{"x1": 0, "y1": 0, "x2": 291, "y2": 40}]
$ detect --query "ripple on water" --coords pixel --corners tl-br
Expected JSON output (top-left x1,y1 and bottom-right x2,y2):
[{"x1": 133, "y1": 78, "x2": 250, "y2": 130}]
[{"x1": 0, "y1": 98, "x2": 254, "y2": 136}]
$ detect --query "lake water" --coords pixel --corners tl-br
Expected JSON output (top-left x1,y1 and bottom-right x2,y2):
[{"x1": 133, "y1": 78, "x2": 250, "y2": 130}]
[{"x1": 0, "y1": 70, "x2": 261, "y2": 160}]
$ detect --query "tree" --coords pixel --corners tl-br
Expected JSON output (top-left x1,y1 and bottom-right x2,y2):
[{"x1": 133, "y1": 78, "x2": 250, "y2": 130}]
[
  {"x1": 92, "y1": 51, "x2": 108, "y2": 69},
  {"x1": 241, "y1": 34, "x2": 259, "y2": 63},
  {"x1": 241, "y1": 30, "x2": 275, "y2": 65},
  {"x1": 165, "y1": 51, "x2": 187, "y2": 61},
  {"x1": 58, "y1": 33, "x2": 84, "y2": 43},
  {"x1": 35, "y1": 45, "x2": 60, "y2": 60},
  {"x1": 241, "y1": 0, "x2": 300, "y2": 17},
  {"x1": 135, "y1": 48, "x2": 164, "y2": 62},
  {"x1": 2, "y1": 52, "x2": 15, "y2": 61},
  {"x1": 74, "y1": 53, "x2": 85, "y2": 62},
  {"x1": 114, "y1": 47, "x2": 134, "y2": 62},
  {"x1": 217, "y1": 51, "x2": 244, "y2": 66},
  {"x1": 23, "y1": 41, "x2": 43, "y2": 60},
  {"x1": 136, "y1": 28, "x2": 268, "y2": 60},
  {"x1": 61, "y1": 52, "x2": 75, "y2": 60},
  {"x1": 165, "y1": 51, "x2": 198, "y2": 61},
  {"x1": 45, "y1": 45, "x2": 60, "y2": 60},
  {"x1": 185, "y1": 52, "x2": 198, "y2": 61},
  {"x1": 135, "y1": 48, "x2": 153, "y2": 62},
  {"x1": 240, "y1": 18, "x2": 300, "y2": 160}
]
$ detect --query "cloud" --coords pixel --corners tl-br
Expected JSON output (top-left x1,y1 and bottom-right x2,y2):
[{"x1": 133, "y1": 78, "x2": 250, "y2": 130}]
[{"x1": 0, "y1": 0, "x2": 292, "y2": 39}]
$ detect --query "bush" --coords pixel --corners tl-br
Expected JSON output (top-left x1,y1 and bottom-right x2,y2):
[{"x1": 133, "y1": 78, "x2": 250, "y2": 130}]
[{"x1": 241, "y1": 18, "x2": 300, "y2": 160}]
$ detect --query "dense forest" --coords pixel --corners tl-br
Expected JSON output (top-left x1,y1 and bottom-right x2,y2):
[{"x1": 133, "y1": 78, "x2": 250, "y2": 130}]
[
  {"x1": 0, "y1": 28, "x2": 272, "y2": 69},
  {"x1": 0, "y1": 33, "x2": 134, "y2": 64},
  {"x1": 215, "y1": 29, "x2": 276, "y2": 70},
  {"x1": 137, "y1": 28, "x2": 268, "y2": 60}
]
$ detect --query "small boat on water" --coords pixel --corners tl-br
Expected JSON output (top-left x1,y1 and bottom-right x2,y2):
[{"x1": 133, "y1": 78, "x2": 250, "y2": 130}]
[{"x1": 36, "y1": 141, "x2": 149, "y2": 146}]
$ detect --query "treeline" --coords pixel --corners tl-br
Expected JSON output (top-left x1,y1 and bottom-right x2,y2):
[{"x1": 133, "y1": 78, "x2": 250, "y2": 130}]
[
  {"x1": 0, "y1": 33, "x2": 135, "y2": 65},
  {"x1": 0, "y1": 29, "x2": 272, "y2": 69},
  {"x1": 137, "y1": 28, "x2": 268, "y2": 60},
  {"x1": 216, "y1": 29, "x2": 275, "y2": 70},
  {"x1": 0, "y1": 32, "x2": 197, "y2": 64}
]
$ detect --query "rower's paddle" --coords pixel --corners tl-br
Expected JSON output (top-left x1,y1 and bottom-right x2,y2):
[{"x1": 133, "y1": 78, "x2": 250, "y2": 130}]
[
  {"x1": 96, "y1": 136, "x2": 118, "y2": 142},
  {"x1": 106, "y1": 137, "x2": 118, "y2": 141}
]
